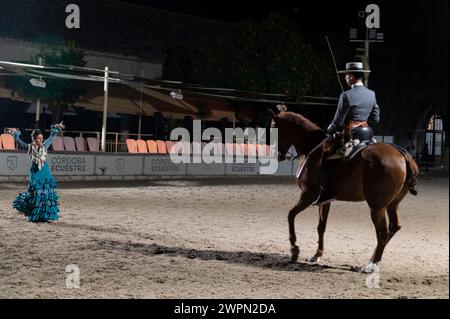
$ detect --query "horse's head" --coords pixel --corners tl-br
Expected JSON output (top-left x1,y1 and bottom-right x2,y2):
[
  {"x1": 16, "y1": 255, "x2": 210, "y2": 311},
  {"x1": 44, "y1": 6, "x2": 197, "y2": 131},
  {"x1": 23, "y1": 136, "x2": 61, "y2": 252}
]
[
  {"x1": 268, "y1": 109, "x2": 294, "y2": 162},
  {"x1": 268, "y1": 109, "x2": 327, "y2": 161}
]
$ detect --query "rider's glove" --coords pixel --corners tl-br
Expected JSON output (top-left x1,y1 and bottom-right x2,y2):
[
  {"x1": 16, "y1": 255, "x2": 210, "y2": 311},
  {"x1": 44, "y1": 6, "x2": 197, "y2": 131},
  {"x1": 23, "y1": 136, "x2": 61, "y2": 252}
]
[{"x1": 326, "y1": 124, "x2": 336, "y2": 135}]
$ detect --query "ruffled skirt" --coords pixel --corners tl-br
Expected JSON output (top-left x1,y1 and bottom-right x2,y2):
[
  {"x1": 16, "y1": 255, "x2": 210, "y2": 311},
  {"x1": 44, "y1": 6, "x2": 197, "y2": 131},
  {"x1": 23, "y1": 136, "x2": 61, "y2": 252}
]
[{"x1": 12, "y1": 162, "x2": 59, "y2": 222}]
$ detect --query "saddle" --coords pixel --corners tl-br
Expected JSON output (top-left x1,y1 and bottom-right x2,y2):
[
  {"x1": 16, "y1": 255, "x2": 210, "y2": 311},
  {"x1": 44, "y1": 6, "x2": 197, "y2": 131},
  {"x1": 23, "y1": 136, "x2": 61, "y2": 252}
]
[{"x1": 326, "y1": 126, "x2": 376, "y2": 160}]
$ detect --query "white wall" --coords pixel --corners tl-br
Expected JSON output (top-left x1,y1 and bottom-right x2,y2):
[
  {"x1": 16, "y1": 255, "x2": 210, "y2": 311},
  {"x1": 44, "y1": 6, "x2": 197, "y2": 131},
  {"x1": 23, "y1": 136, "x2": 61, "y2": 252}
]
[{"x1": 0, "y1": 151, "x2": 296, "y2": 177}]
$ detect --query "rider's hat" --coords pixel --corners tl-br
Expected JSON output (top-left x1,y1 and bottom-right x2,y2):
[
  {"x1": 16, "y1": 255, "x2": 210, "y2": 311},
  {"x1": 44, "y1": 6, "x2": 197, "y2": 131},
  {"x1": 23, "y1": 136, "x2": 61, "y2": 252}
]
[{"x1": 338, "y1": 62, "x2": 371, "y2": 74}]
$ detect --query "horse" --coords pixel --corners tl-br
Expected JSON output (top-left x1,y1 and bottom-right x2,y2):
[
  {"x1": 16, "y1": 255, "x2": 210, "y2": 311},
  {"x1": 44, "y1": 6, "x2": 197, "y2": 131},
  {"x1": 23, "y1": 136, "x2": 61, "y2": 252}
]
[{"x1": 269, "y1": 110, "x2": 419, "y2": 273}]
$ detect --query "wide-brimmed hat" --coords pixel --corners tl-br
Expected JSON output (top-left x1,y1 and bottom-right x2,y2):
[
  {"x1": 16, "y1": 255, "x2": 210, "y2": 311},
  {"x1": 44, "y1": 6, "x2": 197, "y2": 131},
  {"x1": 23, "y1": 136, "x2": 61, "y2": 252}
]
[{"x1": 338, "y1": 62, "x2": 371, "y2": 74}]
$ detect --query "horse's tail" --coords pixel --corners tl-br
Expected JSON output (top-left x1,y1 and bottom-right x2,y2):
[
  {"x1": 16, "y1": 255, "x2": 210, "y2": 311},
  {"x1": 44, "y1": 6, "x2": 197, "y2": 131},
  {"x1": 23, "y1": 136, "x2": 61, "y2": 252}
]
[
  {"x1": 391, "y1": 144, "x2": 419, "y2": 196},
  {"x1": 406, "y1": 156, "x2": 419, "y2": 195}
]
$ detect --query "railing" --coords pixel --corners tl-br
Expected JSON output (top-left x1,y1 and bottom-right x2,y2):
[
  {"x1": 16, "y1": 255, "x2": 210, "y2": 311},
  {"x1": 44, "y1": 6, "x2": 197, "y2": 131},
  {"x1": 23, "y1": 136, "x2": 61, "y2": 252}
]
[
  {"x1": 104, "y1": 132, "x2": 154, "y2": 153},
  {"x1": 4, "y1": 128, "x2": 153, "y2": 153},
  {"x1": 415, "y1": 129, "x2": 447, "y2": 169}
]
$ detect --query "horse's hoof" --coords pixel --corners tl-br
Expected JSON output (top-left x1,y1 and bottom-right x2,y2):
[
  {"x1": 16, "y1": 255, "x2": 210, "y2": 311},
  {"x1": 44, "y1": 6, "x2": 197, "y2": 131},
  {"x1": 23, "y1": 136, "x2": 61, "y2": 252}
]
[
  {"x1": 308, "y1": 256, "x2": 321, "y2": 263},
  {"x1": 290, "y1": 245, "x2": 300, "y2": 262},
  {"x1": 359, "y1": 262, "x2": 380, "y2": 274}
]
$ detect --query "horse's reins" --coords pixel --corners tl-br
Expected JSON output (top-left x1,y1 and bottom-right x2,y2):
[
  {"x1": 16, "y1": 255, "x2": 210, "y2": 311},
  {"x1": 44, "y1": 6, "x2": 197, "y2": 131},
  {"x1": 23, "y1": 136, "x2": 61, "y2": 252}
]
[
  {"x1": 285, "y1": 151, "x2": 301, "y2": 161},
  {"x1": 280, "y1": 147, "x2": 301, "y2": 161}
]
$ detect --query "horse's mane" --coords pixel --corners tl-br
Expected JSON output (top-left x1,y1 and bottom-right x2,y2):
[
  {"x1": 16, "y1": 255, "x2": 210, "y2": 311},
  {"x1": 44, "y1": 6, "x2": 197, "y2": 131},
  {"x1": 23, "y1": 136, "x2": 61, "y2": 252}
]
[
  {"x1": 278, "y1": 111, "x2": 325, "y2": 135},
  {"x1": 277, "y1": 112, "x2": 327, "y2": 153}
]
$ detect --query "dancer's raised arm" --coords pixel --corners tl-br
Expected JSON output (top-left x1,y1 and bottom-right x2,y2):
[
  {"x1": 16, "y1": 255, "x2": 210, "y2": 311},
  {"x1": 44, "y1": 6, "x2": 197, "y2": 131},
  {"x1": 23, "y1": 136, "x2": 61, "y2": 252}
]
[
  {"x1": 43, "y1": 121, "x2": 65, "y2": 149},
  {"x1": 7, "y1": 128, "x2": 29, "y2": 150}
]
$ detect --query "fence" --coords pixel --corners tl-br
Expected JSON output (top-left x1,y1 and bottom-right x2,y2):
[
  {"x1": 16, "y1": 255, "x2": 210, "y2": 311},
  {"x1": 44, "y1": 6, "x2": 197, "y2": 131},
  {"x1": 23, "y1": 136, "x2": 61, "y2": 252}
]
[
  {"x1": 0, "y1": 151, "x2": 295, "y2": 180},
  {"x1": 6, "y1": 129, "x2": 154, "y2": 153},
  {"x1": 415, "y1": 130, "x2": 446, "y2": 168}
]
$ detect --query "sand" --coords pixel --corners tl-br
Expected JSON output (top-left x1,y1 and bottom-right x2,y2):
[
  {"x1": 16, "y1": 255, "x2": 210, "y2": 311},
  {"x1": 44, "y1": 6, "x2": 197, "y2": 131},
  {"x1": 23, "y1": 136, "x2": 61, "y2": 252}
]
[{"x1": 0, "y1": 175, "x2": 448, "y2": 299}]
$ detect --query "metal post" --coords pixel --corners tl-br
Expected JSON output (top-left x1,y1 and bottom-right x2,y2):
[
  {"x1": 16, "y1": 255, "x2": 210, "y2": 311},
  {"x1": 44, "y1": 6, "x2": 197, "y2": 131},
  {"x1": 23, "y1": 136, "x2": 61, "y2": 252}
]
[
  {"x1": 115, "y1": 132, "x2": 118, "y2": 153},
  {"x1": 138, "y1": 113, "x2": 142, "y2": 140},
  {"x1": 233, "y1": 112, "x2": 236, "y2": 130},
  {"x1": 364, "y1": 28, "x2": 370, "y2": 88},
  {"x1": 101, "y1": 66, "x2": 109, "y2": 152},
  {"x1": 35, "y1": 57, "x2": 43, "y2": 128},
  {"x1": 138, "y1": 69, "x2": 143, "y2": 139}
]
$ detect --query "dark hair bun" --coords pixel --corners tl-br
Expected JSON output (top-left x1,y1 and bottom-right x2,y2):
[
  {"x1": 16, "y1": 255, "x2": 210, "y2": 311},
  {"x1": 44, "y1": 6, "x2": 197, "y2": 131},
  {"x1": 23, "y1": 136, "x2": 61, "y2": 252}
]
[{"x1": 31, "y1": 129, "x2": 43, "y2": 139}]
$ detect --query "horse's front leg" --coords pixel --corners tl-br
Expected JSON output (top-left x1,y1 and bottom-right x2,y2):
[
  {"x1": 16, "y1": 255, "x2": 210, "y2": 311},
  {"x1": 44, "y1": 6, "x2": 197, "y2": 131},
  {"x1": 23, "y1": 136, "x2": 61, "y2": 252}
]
[
  {"x1": 288, "y1": 192, "x2": 316, "y2": 262},
  {"x1": 308, "y1": 203, "x2": 331, "y2": 263}
]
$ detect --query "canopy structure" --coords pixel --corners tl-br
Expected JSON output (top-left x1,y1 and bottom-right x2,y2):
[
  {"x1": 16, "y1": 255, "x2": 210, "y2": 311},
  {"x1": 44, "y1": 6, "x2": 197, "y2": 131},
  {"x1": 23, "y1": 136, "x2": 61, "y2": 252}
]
[
  {"x1": 0, "y1": 72, "x2": 234, "y2": 121},
  {"x1": 0, "y1": 60, "x2": 337, "y2": 151},
  {"x1": 76, "y1": 82, "x2": 199, "y2": 119}
]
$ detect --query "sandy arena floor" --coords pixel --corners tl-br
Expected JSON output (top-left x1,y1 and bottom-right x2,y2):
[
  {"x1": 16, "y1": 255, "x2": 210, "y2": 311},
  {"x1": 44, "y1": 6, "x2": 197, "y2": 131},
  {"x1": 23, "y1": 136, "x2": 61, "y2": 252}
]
[{"x1": 0, "y1": 175, "x2": 448, "y2": 299}]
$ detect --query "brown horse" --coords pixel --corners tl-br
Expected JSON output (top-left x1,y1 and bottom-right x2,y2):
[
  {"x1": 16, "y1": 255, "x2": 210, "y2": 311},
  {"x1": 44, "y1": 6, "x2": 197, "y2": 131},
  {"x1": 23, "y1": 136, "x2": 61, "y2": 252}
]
[{"x1": 270, "y1": 110, "x2": 419, "y2": 273}]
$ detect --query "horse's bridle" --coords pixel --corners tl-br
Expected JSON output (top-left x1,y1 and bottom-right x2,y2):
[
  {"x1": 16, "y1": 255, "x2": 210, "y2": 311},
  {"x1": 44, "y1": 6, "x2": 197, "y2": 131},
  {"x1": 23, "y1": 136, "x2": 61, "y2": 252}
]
[{"x1": 271, "y1": 118, "x2": 300, "y2": 161}]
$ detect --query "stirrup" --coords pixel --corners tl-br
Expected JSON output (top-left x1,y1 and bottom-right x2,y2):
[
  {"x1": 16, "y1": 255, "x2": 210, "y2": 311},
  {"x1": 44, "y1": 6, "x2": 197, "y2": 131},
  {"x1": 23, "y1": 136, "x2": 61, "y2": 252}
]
[
  {"x1": 312, "y1": 193, "x2": 336, "y2": 206},
  {"x1": 312, "y1": 197, "x2": 335, "y2": 206}
]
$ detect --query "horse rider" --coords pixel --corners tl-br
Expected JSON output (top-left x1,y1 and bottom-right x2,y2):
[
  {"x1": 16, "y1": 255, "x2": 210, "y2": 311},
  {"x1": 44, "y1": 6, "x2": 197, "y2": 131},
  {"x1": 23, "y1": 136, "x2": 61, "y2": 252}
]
[{"x1": 311, "y1": 61, "x2": 380, "y2": 206}]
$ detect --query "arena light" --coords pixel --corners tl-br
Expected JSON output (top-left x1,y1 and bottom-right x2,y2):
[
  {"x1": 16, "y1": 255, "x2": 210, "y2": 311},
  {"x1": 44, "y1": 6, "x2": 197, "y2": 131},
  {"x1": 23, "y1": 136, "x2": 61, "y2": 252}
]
[
  {"x1": 29, "y1": 77, "x2": 46, "y2": 88},
  {"x1": 170, "y1": 90, "x2": 183, "y2": 100}
]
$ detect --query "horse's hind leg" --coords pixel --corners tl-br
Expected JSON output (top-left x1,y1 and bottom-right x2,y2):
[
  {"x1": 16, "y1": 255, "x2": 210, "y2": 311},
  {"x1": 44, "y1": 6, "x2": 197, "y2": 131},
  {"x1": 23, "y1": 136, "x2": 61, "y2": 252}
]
[
  {"x1": 386, "y1": 186, "x2": 408, "y2": 243},
  {"x1": 387, "y1": 202, "x2": 402, "y2": 243},
  {"x1": 361, "y1": 206, "x2": 389, "y2": 273},
  {"x1": 288, "y1": 192, "x2": 316, "y2": 262},
  {"x1": 309, "y1": 203, "x2": 330, "y2": 263}
]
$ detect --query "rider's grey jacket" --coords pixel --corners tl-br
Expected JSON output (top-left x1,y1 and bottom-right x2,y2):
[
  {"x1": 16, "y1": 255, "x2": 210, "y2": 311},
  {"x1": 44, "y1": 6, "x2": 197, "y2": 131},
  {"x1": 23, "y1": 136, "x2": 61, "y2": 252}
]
[{"x1": 327, "y1": 84, "x2": 380, "y2": 134}]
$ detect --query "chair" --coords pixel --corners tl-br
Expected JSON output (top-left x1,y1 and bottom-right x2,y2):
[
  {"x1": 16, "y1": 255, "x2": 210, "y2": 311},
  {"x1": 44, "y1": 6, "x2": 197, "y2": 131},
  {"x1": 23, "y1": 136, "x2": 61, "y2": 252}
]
[
  {"x1": 240, "y1": 144, "x2": 249, "y2": 156},
  {"x1": 234, "y1": 143, "x2": 244, "y2": 156},
  {"x1": 126, "y1": 139, "x2": 138, "y2": 153},
  {"x1": 146, "y1": 140, "x2": 158, "y2": 154},
  {"x1": 202, "y1": 142, "x2": 215, "y2": 156},
  {"x1": 52, "y1": 136, "x2": 64, "y2": 151},
  {"x1": 216, "y1": 143, "x2": 225, "y2": 156},
  {"x1": 136, "y1": 139, "x2": 148, "y2": 153},
  {"x1": 224, "y1": 143, "x2": 243, "y2": 156},
  {"x1": 171, "y1": 141, "x2": 191, "y2": 155},
  {"x1": 165, "y1": 141, "x2": 176, "y2": 154},
  {"x1": 247, "y1": 144, "x2": 257, "y2": 157},
  {"x1": 192, "y1": 141, "x2": 202, "y2": 155},
  {"x1": 63, "y1": 136, "x2": 76, "y2": 151},
  {"x1": 75, "y1": 137, "x2": 87, "y2": 152},
  {"x1": 257, "y1": 144, "x2": 272, "y2": 156},
  {"x1": 0, "y1": 134, "x2": 15, "y2": 150},
  {"x1": 225, "y1": 143, "x2": 234, "y2": 156},
  {"x1": 203, "y1": 142, "x2": 223, "y2": 156},
  {"x1": 156, "y1": 140, "x2": 167, "y2": 154},
  {"x1": 86, "y1": 137, "x2": 99, "y2": 152}
]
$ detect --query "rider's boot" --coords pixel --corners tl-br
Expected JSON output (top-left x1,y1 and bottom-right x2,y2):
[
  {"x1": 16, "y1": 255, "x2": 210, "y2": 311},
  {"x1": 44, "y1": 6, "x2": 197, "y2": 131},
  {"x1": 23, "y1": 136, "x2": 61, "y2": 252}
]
[{"x1": 312, "y1": 167, "x2": 335, "y2": 206}]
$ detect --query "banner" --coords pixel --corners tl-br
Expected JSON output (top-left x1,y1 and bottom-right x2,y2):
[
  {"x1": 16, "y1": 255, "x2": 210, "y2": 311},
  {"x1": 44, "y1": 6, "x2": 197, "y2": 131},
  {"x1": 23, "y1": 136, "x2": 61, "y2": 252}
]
[
  {"x1": 47, "y1": 154, "x2": 95, "y2": 175},
  {"x1": 225, "y1": 161, "x2": 259, "y2": 175},
  {"x1": 186, "y1": 162, "x2": 226, "y2": 175},
  {"x1": 0, "y1": 152, "x2": 29, "y2": 175},
  {"x1": 96, "y1": 155, "x2": 144, "y2": 176},
  {"x1": 274, "y1": 160, "x2": 293, "y2": 176},
  {"x1": 143, "y1": 155, "x2": 186, "y2": 175}
]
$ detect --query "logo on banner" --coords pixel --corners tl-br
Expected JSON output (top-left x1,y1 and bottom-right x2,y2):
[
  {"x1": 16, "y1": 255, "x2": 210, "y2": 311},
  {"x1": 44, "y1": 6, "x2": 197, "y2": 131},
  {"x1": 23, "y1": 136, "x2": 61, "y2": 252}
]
[
  {"x1": 115, "y1": 159, "x2": 125, "y2": 172},
  {"x1": 7, "y1": 156, "x2": 18, "y2": 171}
]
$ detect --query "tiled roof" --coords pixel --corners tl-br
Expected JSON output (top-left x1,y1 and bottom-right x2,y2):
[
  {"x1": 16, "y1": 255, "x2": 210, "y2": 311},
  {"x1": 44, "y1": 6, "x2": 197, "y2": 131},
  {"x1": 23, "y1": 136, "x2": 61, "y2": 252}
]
[{"x1": 0, "y1": 0, "x2": 229, "y2": 60}]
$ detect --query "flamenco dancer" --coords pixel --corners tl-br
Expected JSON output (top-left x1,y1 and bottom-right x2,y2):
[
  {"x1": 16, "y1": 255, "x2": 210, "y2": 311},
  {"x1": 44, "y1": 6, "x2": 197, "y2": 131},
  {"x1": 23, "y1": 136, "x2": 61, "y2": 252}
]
[{"x1": 7, "y1": 122, "x2": 65, "y2": 222}]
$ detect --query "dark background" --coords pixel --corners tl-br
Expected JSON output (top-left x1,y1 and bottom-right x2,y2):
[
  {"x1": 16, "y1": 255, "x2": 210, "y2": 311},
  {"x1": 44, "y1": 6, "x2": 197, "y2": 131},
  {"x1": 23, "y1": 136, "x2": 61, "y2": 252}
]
[
  {"x1": 119, "y1": 0, "x2": 449, "y2": 135},
  {"x1": 0, "y1": 0, "x2": 448, "y2": 144}
]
